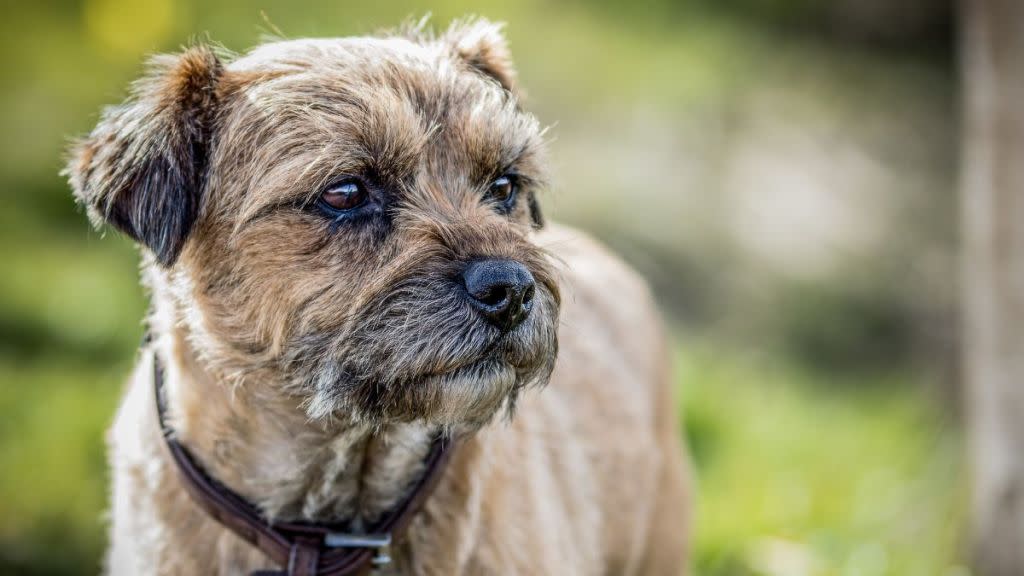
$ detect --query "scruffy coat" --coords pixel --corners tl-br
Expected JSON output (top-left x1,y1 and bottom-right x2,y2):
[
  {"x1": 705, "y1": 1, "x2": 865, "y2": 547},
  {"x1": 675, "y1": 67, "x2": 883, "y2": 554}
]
[{"x1": 67, "y1": 19, "x2": 690, "y2": 576}]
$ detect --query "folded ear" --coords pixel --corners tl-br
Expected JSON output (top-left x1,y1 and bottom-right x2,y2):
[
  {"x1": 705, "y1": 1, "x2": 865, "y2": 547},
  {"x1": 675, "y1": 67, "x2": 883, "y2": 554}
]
[
  {"x1": 66, "y1": 45, "x2": 223, "y2": 267},
  {"x1": 445, "y1": 18, "x2": 516, "y2": 92}
]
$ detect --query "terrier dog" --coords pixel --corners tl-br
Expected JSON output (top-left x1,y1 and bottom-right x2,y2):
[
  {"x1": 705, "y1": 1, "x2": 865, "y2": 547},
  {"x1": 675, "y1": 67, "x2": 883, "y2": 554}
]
[{"x1": 66, "y1": 19, "x2": 690, "y2": 575}]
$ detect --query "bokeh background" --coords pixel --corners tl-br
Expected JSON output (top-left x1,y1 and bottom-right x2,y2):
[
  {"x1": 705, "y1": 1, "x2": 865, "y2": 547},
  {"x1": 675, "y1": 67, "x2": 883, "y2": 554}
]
[{"x1": 1, "y1": 1, "x2": 963, "y2": 575}]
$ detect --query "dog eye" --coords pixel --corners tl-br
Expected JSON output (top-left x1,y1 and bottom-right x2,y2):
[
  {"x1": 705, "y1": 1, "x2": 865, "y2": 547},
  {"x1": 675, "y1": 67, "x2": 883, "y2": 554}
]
[
  {"x1": 320, "y1": 179, "x2": 368, "y2": 212},
  {"x1": 485, "y1": 175, "x2": 517, "y2": 209}
]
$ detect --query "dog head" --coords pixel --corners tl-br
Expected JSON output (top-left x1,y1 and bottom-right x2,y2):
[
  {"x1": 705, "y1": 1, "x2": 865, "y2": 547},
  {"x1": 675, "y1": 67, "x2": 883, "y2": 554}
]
[{"x1": 66, "y1": 19, "x2": 560, "y2": 428}]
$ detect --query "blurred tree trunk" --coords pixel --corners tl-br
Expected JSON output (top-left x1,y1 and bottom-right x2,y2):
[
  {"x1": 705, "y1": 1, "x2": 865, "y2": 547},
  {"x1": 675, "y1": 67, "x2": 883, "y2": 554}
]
[{"x1": 962, "y1": 0, "x2": 1024, "y2": 574}]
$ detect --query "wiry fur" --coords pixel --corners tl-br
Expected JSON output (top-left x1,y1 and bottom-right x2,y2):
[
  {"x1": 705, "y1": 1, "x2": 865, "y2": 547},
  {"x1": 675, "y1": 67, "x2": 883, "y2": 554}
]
[{"x1": 67, "y1": 18, "x2": 691, "y2": 575}]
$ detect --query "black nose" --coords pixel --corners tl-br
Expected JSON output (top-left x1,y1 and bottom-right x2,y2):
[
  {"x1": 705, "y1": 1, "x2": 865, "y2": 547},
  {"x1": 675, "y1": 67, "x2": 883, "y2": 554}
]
[{"x1": 462, "y1": 259, "x2": 536, "y2": 329}]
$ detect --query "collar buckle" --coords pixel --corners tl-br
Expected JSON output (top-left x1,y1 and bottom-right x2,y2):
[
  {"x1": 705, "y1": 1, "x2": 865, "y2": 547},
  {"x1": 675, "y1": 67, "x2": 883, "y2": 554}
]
[
  {"x1": 325, "y1": 533, "x2": 392, "y2": 570},
  {"x1": 323, "y1": 533, "x2": 391, "y2": 549}
]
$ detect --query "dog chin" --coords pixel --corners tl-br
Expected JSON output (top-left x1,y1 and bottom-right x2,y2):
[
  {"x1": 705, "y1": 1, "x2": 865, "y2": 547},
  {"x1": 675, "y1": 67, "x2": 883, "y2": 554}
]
[
  {"x1": 304, "y1": 355, "x2": 527, "y2": 427},
  {"x1": 424, "y1": 358, "x2": 520, "y2": 427}
]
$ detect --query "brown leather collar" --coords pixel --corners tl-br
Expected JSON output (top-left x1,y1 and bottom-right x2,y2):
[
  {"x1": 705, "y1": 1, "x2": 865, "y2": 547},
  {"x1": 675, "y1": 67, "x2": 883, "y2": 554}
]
[{"x1": 152, "y1": 353, "x2": 457, "y2": 576}]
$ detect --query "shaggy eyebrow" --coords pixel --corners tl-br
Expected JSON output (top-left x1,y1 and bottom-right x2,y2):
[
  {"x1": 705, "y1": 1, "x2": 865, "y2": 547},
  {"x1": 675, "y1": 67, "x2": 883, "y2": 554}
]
[
  {"x1": 470, "y1": 131, "x2": 545, "y2": 187},
  {"x1": 451, "y1": 96, "x2": 544, "y2": 184},
  {"x1": 231, "y1": 144, "x2": 379, "y2": 232}
]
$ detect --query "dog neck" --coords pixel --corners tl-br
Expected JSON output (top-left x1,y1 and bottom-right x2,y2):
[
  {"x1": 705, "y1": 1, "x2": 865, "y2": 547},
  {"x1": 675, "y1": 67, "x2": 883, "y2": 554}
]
[{"x1": 154, "y1": 322, "x2": 440, "y2": 529}]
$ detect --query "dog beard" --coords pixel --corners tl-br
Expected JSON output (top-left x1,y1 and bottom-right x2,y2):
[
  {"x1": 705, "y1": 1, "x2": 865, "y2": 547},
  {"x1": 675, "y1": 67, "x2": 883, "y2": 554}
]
[{"x1": 281, "y1": 272, "x2": 559, "y2": 428}]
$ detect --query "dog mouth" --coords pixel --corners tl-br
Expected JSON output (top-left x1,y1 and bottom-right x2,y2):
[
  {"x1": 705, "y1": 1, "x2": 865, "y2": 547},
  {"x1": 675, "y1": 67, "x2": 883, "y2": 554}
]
[
  {"x1": 296, "y1": 276, "x2": 559, "y2": 425},
  {"x1": 416, "y1": 327, "x2": 515, "y2": 379},
  {"x1": 301, "y1": 323, "x2": 555, "y2": 426},
  {"x1": 307, "y1": 351, "x2": 527, "y2": 426}
]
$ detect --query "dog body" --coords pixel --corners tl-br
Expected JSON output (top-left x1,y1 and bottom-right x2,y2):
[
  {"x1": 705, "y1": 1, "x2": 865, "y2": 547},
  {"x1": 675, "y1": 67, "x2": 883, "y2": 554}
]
[{"x1": 69, "y1": 21, "x2": 689, "y2": 575}]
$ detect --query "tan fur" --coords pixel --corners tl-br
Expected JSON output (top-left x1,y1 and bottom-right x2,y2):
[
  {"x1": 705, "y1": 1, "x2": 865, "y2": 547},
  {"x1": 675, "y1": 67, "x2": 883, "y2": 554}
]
[{"x1": 68, "y1": 19, "x2": 690, "y2": 575}]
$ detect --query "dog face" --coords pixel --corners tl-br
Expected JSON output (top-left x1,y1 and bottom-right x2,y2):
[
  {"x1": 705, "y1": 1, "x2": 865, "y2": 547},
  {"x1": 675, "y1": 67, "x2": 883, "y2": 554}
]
[{"x1": 67, "y1": 20, "x2": 560, "y2": 428}]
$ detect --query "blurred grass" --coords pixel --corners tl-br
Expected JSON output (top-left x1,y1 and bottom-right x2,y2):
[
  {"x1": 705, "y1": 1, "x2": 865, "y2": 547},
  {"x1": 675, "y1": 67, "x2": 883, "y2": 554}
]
[
  {"x1": 679, "y1": 344, "x2": 966, "y2": 576},
  {"x1": 0, "y1": 209, "x2": 143, "y2": 575}
]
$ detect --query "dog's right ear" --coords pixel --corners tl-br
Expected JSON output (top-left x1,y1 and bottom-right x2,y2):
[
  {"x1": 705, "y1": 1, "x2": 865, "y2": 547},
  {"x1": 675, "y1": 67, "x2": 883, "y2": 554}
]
[
  {"x1": 445, "y1": 18, "x2": 517, "y2": 92},
  {"x1": 65, "y1": 45, "x2": 223, "y2": 267}
]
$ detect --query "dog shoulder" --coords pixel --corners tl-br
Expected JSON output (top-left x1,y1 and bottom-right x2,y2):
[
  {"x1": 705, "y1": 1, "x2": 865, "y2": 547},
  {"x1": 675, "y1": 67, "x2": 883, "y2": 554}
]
[
  {"x1": 537, "y1": 222, "x2": 666, "y2": 353},
  {"x1": 535, "y1": 220, "x2": 671, "y2": 423}
]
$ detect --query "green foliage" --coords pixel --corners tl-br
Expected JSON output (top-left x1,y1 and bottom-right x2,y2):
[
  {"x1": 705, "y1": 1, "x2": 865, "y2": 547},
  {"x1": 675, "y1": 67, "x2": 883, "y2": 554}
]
[
  {"x1": 0, "y1": 359, "x2": 126, "y2": 576},
  {"x1": 680, "y1": 345, "x2": 967, "y2": 576},
  {"x1": 0, "y1": 207, "x2": 143, "y2": 575}
]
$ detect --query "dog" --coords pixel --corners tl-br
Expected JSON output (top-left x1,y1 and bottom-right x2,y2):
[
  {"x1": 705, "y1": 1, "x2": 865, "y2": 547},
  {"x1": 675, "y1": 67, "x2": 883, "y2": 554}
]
[{"x1": 66, "y1": 18, "x2": 690, "y2": 575}]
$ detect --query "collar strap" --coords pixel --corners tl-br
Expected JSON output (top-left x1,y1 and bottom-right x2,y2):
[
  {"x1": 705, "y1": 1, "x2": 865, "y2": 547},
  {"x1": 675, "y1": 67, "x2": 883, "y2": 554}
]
[{"x1": 152, "y1": 352, "x2": 456, "y2": 576}]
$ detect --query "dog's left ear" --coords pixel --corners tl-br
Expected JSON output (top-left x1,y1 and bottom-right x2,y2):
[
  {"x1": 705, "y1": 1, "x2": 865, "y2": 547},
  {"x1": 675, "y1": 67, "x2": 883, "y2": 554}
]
[
  {"x1": 65, "y1": 45, "x2": 223, "y2": 267},
  {"x1": 445, "y1": 19, "x2": 517, "y2": 92}
]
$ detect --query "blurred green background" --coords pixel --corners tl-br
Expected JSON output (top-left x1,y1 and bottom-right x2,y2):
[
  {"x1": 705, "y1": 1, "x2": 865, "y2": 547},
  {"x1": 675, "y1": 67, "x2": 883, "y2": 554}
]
[{"x1": 1, "y1": 1, "x2": 963, "y2": 575}]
